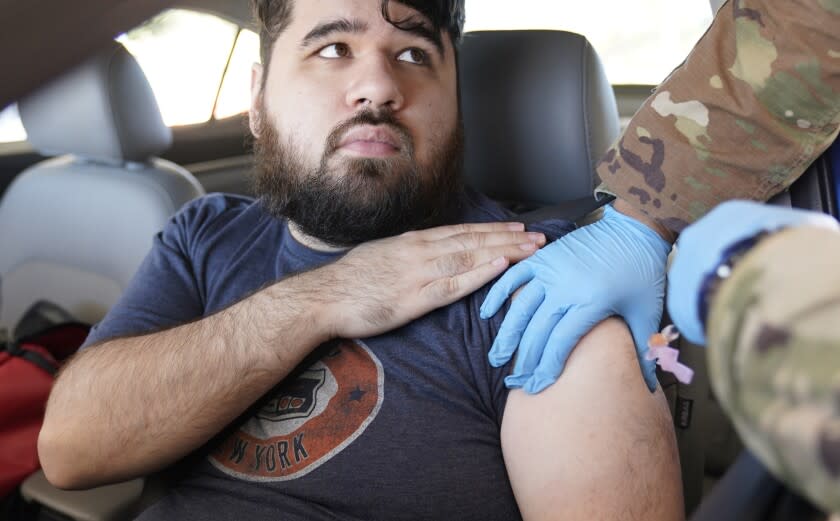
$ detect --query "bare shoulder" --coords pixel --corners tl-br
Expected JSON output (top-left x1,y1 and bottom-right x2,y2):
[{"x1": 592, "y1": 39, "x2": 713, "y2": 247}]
[{"x1": 501, "y1": 318, "x2": 684, "y2": 521}]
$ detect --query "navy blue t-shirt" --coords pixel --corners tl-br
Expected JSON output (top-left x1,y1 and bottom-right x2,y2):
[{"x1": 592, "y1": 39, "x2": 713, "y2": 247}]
[{"x1": 84, "y1": 189, "x2": 574, "y2": 521}]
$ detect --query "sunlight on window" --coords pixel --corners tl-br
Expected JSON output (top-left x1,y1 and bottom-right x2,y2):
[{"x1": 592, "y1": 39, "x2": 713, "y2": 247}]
[
  {"x1": 0, "y1": 104, "x2": 26, "y2": 143},
  {"x1": 1, "y1": 3, "x2": 715, "y2": 144},
  {"x1": 117, "y1": 10, "x2": 239, "y2": 126},
  {"x1": 215, "y1": 30, "x2": 260, "y2": 120},
  {"x1": 464, "y1": 0, "x2": 713, "y2": 85}
]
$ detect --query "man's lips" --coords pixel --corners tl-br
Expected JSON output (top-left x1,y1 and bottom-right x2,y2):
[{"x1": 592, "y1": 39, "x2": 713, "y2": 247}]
[{"x1": 337, "y1": 125, "x2": 401, "y2": 157}]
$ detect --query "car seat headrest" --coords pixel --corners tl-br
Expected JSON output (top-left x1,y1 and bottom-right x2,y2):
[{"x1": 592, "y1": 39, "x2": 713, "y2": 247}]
[
  {"x1": 459, "y1": 30, "x2": 620, "y2": 208},
  {"x1": 18, "y1": 40, "x2": 171, "y2": 163}
]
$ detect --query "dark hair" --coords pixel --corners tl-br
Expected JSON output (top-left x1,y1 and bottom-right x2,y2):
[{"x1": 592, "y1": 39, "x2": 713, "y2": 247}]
[{"x1": 251, "y1": 0, "x2": 466, "y2": 67}]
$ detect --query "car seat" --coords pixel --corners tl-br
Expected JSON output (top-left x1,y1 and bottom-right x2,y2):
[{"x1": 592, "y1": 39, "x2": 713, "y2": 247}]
[
  {"x1": 459, "y1": 30, "x2": 620, "y2": 221},
  {"x1": 0, "y1": 40, "x2": 204, "y2": 520},
  {"x1": 0, "y1": 40, "x2": 204, "y2": 331}
]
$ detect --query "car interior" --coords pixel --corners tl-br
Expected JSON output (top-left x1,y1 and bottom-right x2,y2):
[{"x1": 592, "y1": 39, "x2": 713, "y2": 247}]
[{"x1": 1, "y1": 0, "x2": 838, "y2": 520}]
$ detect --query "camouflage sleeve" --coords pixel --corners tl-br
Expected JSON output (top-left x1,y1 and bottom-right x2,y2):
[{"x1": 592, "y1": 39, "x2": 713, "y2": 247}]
[
  {"x1": 705, "y1": 226, "x2": 840, "y2": 513},
  {"x1": 596, "y1": 0, "x2": 840, "y2": 233}
]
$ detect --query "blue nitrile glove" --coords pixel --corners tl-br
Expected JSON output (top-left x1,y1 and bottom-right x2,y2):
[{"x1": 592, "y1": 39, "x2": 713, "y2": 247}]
[
  {"x1": 667, "y1": 200, "x2": 840, "y2": 345},
  {"x1": 480, "y1": 205, "x2": 671, "y2": 393}
]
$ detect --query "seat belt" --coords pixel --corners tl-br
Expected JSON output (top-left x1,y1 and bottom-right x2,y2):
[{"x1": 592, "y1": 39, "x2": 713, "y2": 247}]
[
  {"x1": 517, "y1": 195, "x2": 615, "y2": 226},
  {"x1": 690, "y1": 451, "x2": 827, "y2": 521}
]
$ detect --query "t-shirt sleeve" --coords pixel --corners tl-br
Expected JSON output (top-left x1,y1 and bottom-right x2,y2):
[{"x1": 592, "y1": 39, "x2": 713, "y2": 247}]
[
  {"x1": 465, "y1": 219, "x2": 577, "y2": 426},
  {"x1": 81, "y1": 196, "x2": 221, "y2": 348},
  {"x1": 470, "y1": 289, "x2": 514, "y2": 426}
]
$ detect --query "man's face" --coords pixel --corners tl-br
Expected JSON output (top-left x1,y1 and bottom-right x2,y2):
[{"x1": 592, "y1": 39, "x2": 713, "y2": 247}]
[{"x1": 250, "y1": 0, "x2": 462, "y2": 246}]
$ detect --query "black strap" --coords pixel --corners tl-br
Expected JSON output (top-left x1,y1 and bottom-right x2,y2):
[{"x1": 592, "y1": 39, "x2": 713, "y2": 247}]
[
  {"x1": 5, "y1": 342, "x2": 58, "y2": 375},
  {"x1": 517, "y1": 195, "x2": 615, "y2": 225}
]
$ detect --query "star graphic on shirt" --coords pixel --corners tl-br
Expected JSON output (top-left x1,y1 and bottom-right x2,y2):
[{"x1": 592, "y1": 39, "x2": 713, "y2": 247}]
[{"x1": 348, "y1": 386, "x2": 366, "y2": 402}]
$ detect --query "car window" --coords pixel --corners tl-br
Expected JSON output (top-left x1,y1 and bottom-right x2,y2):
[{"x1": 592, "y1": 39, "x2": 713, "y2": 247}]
[
  {"x1": 0, "y1": 9, "x2": 260, "y2": 145},
  {"x1": 464, "y1": 0, "x2": 713, "y2": 85},
  {"x1": 0, "y1": 104, "x2": 26, "y2": 144},
  {"x1": 117, "y1": 9, "x2": 241, "y2": 127},
  {"x1": 1, "y1": 3, "x2": 712, "y2": 145}
]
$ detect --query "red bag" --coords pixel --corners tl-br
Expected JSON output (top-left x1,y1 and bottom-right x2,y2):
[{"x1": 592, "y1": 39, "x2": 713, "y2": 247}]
[{"x1": 0, "y1": 323, "x2": 89, "y2": 498}]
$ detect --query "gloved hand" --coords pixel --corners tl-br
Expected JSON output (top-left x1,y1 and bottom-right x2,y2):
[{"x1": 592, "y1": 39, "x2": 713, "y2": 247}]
[
  {"x1": 481, "y1": 205, "x2": 671, "y2": 393},
  {"x1": 667, "y1": 200, "x2": 839, "y2": 345}
]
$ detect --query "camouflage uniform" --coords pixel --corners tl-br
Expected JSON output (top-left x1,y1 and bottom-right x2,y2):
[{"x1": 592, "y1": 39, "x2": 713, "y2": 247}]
[
  {"x1": 595, "y1": 0, "x2": 840, "y2": 232},
  {"x1": 706, "y1": 226, "x2": 840, "y2": 513},
  {"x1": 592, "y1": 0, "x2": 840, "y2": 512}
]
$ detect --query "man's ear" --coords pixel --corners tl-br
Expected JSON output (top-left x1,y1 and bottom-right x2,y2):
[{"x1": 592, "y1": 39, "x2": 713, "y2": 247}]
[{"x1": 249, "y1": 63, "x2": 264, "y2": 137}]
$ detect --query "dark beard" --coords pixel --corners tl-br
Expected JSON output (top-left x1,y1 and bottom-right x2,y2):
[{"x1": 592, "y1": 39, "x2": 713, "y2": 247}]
[{"x1": 251, "y1": 106, "x2": 463, "y2": 247}]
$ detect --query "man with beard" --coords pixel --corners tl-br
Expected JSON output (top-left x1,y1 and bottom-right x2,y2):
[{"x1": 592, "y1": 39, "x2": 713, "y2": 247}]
[{"x1": 37, "y1": 1, "x2": 683, "y2": 519}]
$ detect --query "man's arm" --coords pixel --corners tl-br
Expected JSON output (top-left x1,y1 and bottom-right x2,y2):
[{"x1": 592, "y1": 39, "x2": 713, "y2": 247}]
[
  {"x1": 38, "y1": 272, "x2": 328, "y2": 490},
  {"x1": 705, "y1": 227, "x2": 840, "y2": 513},
  {"x1": 597, "y1": 0, "x2": 840, "y2": 233},
  {"x1": 501, "y1": 318, "x2": 683, "y2": 520},
  {"x1": 39, "y1": 222, "x2": 544, "y2": 490}
]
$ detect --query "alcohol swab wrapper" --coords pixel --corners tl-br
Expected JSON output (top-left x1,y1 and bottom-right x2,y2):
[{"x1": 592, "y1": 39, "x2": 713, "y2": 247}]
[{"x1": 645, "y1": 325, "x2": 694, "y2": 384}]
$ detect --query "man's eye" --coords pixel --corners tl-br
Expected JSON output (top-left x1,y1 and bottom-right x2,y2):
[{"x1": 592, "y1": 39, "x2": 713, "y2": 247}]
[
  {"x1": 318, "y1": 43, "x2": 350, "y2": 59},
  {"x1": 397, "y1": 48, "x2": 428, "y2": 65}
]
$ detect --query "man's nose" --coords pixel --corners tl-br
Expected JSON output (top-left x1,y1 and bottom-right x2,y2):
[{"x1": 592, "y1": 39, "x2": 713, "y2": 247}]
[{"x1": 345, "y1": 54, "x2": 405, "y2": 112}]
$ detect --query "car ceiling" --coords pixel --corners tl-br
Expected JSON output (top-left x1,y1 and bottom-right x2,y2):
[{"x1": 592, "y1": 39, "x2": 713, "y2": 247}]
[{"x1": 0, "y1": 0, "x2": 261, "y2": 109}]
